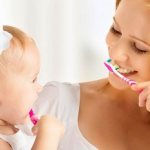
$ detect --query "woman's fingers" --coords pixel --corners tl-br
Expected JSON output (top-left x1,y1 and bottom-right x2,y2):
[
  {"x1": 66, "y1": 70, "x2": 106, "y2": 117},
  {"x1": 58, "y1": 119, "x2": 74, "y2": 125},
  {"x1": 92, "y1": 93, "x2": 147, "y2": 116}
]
[
  {"x1": 131, "y1": 81, "x2": 150, "y2": 91},
  {"x1": 138, "y1": 88, "x2": 149, "y2": 107},
  {"x1": 131, "y1": 81, "x2": 150, "y2": 111},
  {"x1": 146, "y1": 95, "x2": 150, "y2": 112}
]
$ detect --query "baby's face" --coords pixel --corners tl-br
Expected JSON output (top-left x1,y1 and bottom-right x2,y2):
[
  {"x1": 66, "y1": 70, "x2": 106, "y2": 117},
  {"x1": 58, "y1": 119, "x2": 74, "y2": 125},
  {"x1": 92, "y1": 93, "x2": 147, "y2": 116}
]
[
  {"x1": 0, "y1": 46, "x2": 42, "y2": 125},
  {"x1": 106, "y1": 0, "x2": 150, "y2": 89}
]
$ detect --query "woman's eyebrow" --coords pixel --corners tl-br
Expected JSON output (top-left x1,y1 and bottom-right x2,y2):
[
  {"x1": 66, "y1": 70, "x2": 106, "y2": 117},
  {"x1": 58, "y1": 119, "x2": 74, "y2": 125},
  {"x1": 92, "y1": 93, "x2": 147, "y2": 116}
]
[{"x1": 113, "y1": 16, "x2": 150, "y2": 47}]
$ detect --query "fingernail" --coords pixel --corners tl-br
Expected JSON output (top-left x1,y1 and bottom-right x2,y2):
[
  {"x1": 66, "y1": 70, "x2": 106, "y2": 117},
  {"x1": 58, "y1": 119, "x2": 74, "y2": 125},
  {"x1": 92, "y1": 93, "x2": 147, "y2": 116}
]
[{"x1": 131, "y1": 84, "x2": 137, "y2": 90}]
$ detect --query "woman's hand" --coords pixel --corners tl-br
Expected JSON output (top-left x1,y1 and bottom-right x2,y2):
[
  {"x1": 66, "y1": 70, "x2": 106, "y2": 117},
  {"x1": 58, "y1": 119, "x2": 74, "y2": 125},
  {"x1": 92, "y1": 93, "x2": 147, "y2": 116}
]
[{"x1": 131, "y1": 81, "x2": 150, "y2": 111}]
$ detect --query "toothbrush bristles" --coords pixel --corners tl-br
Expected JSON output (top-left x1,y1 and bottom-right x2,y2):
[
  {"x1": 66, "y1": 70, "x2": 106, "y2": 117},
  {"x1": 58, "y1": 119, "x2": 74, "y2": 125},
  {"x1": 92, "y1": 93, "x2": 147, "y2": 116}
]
[{"x1": 104, "y1": 59, "x2": 137, "y2": 86}]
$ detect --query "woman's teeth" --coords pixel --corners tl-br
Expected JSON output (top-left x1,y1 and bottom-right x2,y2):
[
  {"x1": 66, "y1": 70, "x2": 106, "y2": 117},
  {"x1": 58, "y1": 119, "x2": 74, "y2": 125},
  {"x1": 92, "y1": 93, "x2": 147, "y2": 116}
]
[
  {"x1": 117, "y1": 68, "x2": 135, "y2": 74},
  {"x1": 113, "y1": 64, "x2": 135, "y2": 74}
]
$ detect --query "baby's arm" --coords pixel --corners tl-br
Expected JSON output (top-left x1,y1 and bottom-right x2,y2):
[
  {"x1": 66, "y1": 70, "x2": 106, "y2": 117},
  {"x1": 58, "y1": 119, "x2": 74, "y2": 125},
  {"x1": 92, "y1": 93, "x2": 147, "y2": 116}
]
[
  {"x1": 0, "y1": 120, "x2": 18, "y2": 150},
  {"x1": 0, "y1": 140, "x2": 12, "y2": 150},
  {"x1": 31, "y1": 115, "x2": 65, "y2": 150}
]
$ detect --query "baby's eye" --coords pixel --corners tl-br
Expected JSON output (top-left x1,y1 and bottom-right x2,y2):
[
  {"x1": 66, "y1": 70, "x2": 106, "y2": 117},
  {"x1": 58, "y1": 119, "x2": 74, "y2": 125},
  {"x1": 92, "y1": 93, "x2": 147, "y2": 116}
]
[
  {"x1": 33, "y1": 77, "x2": 37, "y2": 83},
  {"x1": 110, "y1": 26, "x2": 121, "y2": 35}
]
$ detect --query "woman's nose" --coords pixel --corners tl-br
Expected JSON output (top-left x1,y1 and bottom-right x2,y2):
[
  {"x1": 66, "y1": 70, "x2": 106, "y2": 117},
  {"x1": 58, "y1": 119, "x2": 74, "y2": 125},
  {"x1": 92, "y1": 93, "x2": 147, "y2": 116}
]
[{"x1": 109, "y1": 38, "x2": 129, "y2": 62}]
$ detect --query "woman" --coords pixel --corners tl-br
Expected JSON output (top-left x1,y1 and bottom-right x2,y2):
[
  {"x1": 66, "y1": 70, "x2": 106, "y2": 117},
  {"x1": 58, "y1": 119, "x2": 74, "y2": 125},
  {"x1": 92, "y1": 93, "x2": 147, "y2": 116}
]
[{"x1": 35, "y1": 0, "x2": 150, "y2": 149}]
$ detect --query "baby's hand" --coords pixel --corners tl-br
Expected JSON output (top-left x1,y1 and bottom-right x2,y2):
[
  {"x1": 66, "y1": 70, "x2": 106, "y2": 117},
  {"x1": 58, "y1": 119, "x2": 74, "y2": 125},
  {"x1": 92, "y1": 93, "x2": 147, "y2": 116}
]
[
  {"x1": 31, "y1": 115, "x2": 65, "y2": 150},
  {"x1": 131, "y1": 81, "x2": 150, "y2": 111},
  {"x1": 32, "y1": 115, "x2": 65, "y2": 139}
]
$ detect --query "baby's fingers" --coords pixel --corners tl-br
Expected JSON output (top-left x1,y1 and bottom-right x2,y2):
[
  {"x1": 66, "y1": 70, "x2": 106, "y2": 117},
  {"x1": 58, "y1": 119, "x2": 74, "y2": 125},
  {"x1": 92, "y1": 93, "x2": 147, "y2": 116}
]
[{"x1": 32, "y1": 124, "x2": 39, "y2": 135}]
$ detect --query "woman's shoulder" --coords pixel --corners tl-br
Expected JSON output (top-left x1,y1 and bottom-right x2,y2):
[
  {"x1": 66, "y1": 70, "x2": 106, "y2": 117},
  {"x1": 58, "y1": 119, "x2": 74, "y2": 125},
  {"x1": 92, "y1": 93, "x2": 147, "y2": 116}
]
[
  {"x1": 43, "y1": 79, "x2": 109, "y2": 96},
  {"x1": 80, "y1": 78, "x2": 109, "y2": 93},
  {"x1": 44, "y1": 81, "x2": 79, "y2": 90},
  {"x1": 35, "y1": 81, "x2": 80, "y2": 121},
  {"x1": 79, "y1": 78, "x2": 109, "y2": 105},
  {"x1": 41, "y1": 79, "x2": 109, "y2": 98}
]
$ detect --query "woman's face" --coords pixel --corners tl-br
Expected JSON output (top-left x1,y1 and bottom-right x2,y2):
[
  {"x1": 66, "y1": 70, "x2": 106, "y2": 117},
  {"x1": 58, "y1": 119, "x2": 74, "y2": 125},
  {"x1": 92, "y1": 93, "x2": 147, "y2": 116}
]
[{"x1": 106, "y1": 0, "x2": 150, "y2": 90}]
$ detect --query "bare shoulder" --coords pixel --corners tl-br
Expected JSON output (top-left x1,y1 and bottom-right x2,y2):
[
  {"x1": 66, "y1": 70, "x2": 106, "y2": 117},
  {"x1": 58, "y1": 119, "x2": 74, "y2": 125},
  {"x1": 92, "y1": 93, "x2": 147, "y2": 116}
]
[
  {"x1": 80, "y1": 78, "x2": 109, "y2": 94},
  {"x1": 0, "y1": 139, "x2": 12, "y2": 150},
  {"x1": 79, "y1": 78, "x2": 109, "y2": 105}
]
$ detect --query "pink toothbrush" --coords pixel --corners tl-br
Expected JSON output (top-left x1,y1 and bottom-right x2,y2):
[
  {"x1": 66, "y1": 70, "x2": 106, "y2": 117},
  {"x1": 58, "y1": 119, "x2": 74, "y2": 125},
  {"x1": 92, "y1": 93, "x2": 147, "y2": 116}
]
[
  {"x1": 29, "y1": 109, "x2": 39, "y2": 125},
  {"x1": 104, "y1": 59, "x2": 137, "y2": 86}
]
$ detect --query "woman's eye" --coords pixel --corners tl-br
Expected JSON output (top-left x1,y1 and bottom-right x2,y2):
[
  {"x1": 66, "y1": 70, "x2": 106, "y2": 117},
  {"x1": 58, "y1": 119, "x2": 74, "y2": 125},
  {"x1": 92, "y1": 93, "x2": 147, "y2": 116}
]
[
  {"x1": 110, "y1": 26, "x2": 121, "y2": 35},
  {"x1": 131, "y1": 42, "x2": 147, "y2": 54}
]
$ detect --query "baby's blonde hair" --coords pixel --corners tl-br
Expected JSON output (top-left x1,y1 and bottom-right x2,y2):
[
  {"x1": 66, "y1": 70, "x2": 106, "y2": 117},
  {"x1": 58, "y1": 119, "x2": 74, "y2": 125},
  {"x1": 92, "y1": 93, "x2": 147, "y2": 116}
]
[{"x1": 0, "y1": 26, "x2": 39, "y2": 76}]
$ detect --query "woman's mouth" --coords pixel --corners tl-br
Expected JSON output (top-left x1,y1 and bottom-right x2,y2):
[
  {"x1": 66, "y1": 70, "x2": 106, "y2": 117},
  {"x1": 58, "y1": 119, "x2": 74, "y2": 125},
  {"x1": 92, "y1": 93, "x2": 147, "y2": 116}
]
[
  {"x1": 112, "y1": 63, "x2": 138, "y2": 77},
  {"x1": 117, "y1": 67, "x2": 137, "y2": 77}
]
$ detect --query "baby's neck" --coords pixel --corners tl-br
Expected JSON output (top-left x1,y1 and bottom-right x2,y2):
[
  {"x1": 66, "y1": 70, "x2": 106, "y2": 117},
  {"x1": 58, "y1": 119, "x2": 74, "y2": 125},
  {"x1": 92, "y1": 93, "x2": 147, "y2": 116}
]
[
  {"x1": 0, "y1": 119, "x2": 18, "y2": 135},
  {"x1": 0, "y1": 119, "x2": 9, "y2": 126}
]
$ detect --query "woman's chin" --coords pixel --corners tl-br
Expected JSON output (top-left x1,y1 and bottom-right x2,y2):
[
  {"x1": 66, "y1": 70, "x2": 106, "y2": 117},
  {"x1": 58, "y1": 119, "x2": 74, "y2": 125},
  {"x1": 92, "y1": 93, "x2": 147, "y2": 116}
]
[{"x1": 108, "y1": 73, "x2": 130, "y2": 90}]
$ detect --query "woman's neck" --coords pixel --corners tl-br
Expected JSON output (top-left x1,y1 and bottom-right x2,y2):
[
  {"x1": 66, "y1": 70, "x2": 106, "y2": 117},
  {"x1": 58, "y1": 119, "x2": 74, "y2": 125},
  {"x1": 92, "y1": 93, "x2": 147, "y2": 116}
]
[
  {"x1": 104, "y1": 82, "x2": 150, "y2": 123},
  {"x1": 102, "y1": 81, "x2": 138, "y2": 103}
]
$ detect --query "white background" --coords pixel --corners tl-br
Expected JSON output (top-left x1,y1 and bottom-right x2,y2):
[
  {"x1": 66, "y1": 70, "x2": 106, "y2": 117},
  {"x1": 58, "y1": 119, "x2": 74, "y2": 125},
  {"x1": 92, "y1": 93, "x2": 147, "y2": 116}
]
[{"x1": 0, "y1": 0, "x2": 115, "y2": 84}]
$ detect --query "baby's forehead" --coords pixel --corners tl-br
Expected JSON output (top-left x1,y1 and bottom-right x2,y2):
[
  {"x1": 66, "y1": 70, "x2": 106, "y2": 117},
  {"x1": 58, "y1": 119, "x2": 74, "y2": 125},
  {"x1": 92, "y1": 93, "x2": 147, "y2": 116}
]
[{"x1": 2, "y1": 46, "x2": 39, "y2": 66}]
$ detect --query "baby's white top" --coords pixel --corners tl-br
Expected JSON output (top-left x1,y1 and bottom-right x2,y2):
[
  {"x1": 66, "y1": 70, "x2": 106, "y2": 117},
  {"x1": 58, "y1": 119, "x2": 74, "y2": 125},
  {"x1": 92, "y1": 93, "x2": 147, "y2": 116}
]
[{"x1": 0, "y1": 82, "x2": 98, "y2": 150}]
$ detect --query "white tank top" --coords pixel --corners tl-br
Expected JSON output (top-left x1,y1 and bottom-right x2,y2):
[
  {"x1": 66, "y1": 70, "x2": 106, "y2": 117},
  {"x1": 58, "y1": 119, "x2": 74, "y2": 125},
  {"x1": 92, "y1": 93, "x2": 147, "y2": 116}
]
[{"x1": 0, "y1": 82, "x2": 98, "y2": 150}]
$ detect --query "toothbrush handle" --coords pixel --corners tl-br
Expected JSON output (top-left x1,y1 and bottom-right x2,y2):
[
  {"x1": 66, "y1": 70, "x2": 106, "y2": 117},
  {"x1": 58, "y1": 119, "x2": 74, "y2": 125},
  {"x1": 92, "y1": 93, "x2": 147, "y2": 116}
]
[
  {"x1": 31, "y1": 115, "x2": 39, "y2": 125},
  {"x1": 29, "y1": 109, "x2": 39, "y2": 125}
]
